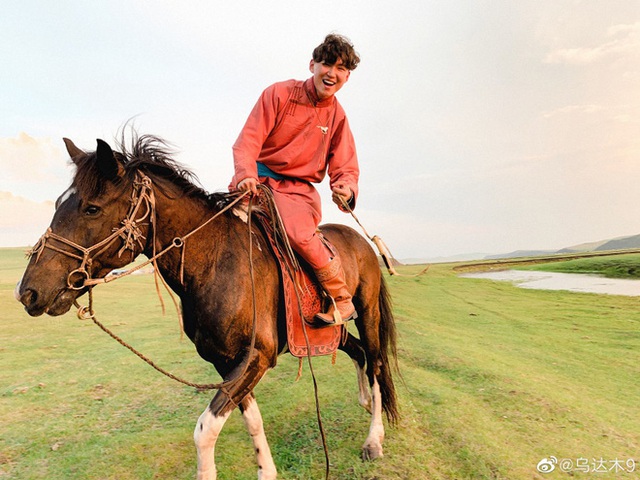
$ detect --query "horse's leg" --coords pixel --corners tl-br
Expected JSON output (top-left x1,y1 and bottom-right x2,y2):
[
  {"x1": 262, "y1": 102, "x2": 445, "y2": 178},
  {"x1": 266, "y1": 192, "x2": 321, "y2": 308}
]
[
  {"x1": 340, "y1": 329, "x2": 384, "y2": 459},
  {"x1": 194, "y1": 400, "x2": 232, "y2": 480},
  {"x1": 362, "y1": 376, "x2": 385, "y2": 460},
  {"x1": 194, "y1": 351, "x2": 275, "y2": 480},
  {"x1": 325, "y1": 227, "x2": 399, "y2": 462},
  {"x1": 357, "y1": 307, "x2": 386, "y2": 460},
  {"x1": 239, "y1": 393, "x2": 277, "y2": 480},
  {"x1": 339, "y1": 332, "x2": 372, "y2": 413}
]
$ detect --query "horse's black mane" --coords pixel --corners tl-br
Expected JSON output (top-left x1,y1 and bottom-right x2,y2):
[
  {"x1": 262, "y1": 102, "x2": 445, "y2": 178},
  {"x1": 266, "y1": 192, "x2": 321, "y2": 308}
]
[
  {"x1": 72, "y1": 133, "x2": 232, "y2": 208},
  {"x1": 119, "y1": 134, "x2": 212, "y2": 198}
]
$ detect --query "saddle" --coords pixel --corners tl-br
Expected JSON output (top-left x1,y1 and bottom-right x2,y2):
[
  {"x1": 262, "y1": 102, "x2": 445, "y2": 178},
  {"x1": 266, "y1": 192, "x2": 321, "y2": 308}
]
[{"x1": 236, "y1": 192, "x2": 344, "y2": 358}]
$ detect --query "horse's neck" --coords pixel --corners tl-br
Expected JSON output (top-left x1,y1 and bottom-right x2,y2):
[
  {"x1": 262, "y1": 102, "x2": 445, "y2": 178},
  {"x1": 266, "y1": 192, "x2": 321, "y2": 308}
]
[{"x1": 146, "y1": 193, "x2": 244, "y2": 293}]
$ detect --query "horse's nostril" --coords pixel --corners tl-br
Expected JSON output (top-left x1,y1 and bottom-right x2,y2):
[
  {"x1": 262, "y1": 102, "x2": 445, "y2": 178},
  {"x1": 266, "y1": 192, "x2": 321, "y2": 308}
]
[{"x1": 20, "y1": 288, "x2": 38, "y2": 307}]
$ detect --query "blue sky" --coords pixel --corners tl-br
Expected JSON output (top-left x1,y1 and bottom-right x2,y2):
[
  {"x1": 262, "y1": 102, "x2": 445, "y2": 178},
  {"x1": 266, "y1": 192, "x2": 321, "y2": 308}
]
[{"x1": 1, "y1": 1, "x2": 639, "y2": 259}]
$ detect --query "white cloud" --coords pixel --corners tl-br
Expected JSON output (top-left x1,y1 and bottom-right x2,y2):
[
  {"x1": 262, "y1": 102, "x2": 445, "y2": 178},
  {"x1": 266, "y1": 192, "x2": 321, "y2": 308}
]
[
  {"x1": 0, "y1": 192, "x2": 54, "y2": 247},
  {"x1": 608, "y1": 22, "x2": 640, "y2": 36},
  {"x1": 0, "y1": 133, "x2": 72, "y2": 202},
  {"x1": 0, "y1": 133, "x2": 64, "y2": 181},
  {"x1": 545, "y1": 21, "x2": 640, "y2": 64},
  {"x1": 542, "y1": 104, "x2": 604, "y2": 118}
]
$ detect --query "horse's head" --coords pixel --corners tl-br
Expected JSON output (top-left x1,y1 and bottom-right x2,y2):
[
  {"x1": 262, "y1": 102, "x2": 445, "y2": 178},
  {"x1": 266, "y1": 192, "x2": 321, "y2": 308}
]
[{"x1": 17, "y1": 138, "x2": 151, "y2": 316}]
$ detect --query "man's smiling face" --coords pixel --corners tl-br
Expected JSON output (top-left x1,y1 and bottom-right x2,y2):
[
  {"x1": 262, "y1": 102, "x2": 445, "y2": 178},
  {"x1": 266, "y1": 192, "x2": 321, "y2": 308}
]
[{"x1": 309, "y1": 58, "x2": 350, "y2": 101}]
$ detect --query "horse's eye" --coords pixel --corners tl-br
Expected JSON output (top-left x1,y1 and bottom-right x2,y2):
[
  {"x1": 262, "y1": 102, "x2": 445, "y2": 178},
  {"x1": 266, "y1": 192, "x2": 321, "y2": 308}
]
[{"x1": 84, "y1": 205, "x2": 101, "y2": 216}]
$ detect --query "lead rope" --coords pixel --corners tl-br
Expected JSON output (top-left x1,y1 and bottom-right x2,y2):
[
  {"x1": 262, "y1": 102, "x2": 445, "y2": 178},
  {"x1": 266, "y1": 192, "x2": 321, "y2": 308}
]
[
  {"x1": 75, "y1": 290, "x2": 230, "y2": 391},
  {"x1": 73, "y1": 186, "x2": 331, "y2": 479},
  {"x1": 73, "y1": 189, "x2": 260, "y2": 399},
  {"x1": 67, "y1": 180, "x2": 328, "y2": 478},
  {"x1": 338, "y1": 197, "x2": 430, "y2": 277}
]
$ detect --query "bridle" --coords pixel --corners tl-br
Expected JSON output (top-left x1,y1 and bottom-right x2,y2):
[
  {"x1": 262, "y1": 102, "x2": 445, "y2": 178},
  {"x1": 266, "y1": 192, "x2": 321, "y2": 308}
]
[
  {"x1": 26, "y1": 169, "x2": 253, "y2": 394},
  {"x1": 26, "y1": 171, "x2": 338, "y2": 478},
  {"x1": 27, "y1": 171, "x2": 250, "y2": 290},
  {"x1": 28, "y1": 172, "x2": 155, "y2": 290}
]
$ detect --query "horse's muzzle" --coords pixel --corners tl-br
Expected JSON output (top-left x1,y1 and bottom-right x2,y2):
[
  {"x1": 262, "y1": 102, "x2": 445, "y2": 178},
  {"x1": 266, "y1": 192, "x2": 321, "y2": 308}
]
[
  {"x1": 17, "y1": 281, "x2": 78, "y2": 317},
  {"x1": 18, "y1": 286, "x2": 45, "y2": 316},
  {"x1": 14, "y1": 279, "x2": 22, "y2": 302}
]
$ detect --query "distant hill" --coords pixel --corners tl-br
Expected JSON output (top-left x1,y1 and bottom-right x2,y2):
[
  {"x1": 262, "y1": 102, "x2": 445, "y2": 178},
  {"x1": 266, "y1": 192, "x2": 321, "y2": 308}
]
[
  {"x1": 399, "y1": 233, "x2": 640, "y2": 265},
  {"x1": 402, "y1": 253, "x2": 490, "y2": 264},
  {"x1": 484, "y1": 250, "x2": 556, "y2": 260},
  {"x1": 556, "y1": 240, "x2": 609, "y2": 253},
  {"x1": 557, "y1": 234, "x2": 637, "y2": 253},
  {"x1": 596, "y1": 234, "x2": 640, "y2": 251},
  {"x1": 485, "y1": 233, "x2": 640, "y2": 260}
]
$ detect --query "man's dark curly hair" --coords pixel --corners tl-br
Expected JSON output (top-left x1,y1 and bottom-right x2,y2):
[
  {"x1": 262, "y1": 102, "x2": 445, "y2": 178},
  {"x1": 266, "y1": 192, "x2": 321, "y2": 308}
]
[{"x1": 312, "y1": 34, "x2": 360, "y2": 71}]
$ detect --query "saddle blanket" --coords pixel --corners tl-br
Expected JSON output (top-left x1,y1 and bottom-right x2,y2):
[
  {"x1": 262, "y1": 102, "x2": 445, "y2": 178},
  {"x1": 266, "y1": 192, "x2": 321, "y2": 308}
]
[{"x1": 282, "y1": 262, "x2": 343, "y2": 358}]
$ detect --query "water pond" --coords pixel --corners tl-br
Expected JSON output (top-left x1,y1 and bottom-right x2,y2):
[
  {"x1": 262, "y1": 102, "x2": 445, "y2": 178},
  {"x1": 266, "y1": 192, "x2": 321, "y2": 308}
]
[{"x1": 460, "y1": 269, "x2": 640, "y2": 297}]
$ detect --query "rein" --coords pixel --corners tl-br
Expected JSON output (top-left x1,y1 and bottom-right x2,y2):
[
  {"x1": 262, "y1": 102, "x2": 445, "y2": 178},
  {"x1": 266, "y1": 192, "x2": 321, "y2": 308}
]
[
  {"x1": 338, "y1": 197, "x2": 430, "y2": 277},
  {"x1": 74, "y1": 290, "x2": 231, "y2": 392},
  {"x1": 29, "y1": 172, "x2": 251, "y2": 291},
  {"x1": 71, "y1": 191, "x2": 259, "y2": 396},
  {"x1": 31, "y1": 172, "x2": 341, "y2": 478},
  {"x1": 29, "y1": 172, "x2": 256, "y2": 394}
]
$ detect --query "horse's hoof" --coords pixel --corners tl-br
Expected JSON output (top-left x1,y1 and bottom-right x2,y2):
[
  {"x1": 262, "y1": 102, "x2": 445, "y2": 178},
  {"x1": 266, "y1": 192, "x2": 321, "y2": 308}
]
[
  {"x1": 258, "y1": 468, "x2": 277, "y2": 480},
  {"x1": 361, "y1": 443, "x2": 384, "y2": 461}
]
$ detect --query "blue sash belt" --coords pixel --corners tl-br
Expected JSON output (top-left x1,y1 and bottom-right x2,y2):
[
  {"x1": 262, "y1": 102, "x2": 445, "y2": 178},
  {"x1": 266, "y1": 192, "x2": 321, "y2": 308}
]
[{"x1": 257, "y1": 162, "x2": 288, "y2": 181}]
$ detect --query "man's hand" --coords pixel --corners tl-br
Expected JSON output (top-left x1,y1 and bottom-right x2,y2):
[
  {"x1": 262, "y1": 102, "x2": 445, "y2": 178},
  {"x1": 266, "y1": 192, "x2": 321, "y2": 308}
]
[
  {"x1": 332, "y1": 184, "x2": 353, "y2": 210},
  {"x1": 237, "y1": 177, "x2": 259, "y2": 195}
]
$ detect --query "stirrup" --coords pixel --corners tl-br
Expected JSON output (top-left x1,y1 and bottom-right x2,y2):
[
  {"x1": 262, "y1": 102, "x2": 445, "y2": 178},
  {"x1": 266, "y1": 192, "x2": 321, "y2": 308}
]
[{"x1": 313, "y1": 299, "x2": 358, "y2": 327}]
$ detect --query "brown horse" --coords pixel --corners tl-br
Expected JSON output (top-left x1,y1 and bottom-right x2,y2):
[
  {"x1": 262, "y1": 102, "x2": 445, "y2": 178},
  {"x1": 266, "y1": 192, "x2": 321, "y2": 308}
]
[{"x1": 16, "y1": 135, "x2": 399, "y2": 480}]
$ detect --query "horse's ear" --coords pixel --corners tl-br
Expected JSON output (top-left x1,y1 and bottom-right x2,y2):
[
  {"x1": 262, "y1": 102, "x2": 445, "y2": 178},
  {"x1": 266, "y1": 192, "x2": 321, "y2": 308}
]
[
  {"x1": 63, "y1": 138, "x2": 85, "y2": 164},
  {"x1": 96, "y1": 139, "x2": 125, "y2": 180}
]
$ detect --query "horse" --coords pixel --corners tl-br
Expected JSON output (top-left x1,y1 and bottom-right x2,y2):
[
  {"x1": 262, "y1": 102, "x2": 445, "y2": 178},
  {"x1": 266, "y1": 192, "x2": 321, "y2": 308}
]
[{"x1": 16, "y1": 134, "x2": 399, "y2": 480}]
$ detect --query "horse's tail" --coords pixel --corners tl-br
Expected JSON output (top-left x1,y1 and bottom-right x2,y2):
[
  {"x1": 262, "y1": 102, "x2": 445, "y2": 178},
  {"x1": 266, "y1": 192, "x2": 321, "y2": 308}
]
[{"x1": 378, "y1": 274, "x2": 400, "y2": 425}]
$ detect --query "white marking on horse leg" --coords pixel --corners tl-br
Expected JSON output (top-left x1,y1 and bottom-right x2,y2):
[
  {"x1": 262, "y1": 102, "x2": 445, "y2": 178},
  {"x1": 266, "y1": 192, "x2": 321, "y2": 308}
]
[
  {"x1": 362, "y1": 377, "x2": 385, "y2": 460},
  {"x1": 352, "y1": 359, "x2": 372, "y2": 413},
  {"x1": 194, "y1": 406, "x2": 232, "y2": 480},
  {"x1": 242, "y1": 397, "x2": 277, "y2": 480}
]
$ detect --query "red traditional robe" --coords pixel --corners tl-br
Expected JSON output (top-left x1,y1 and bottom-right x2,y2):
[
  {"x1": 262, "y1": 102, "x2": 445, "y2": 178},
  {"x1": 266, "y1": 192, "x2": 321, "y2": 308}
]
[{"x1": 232, "y1": 77, "x2": 359, "y2": 269}]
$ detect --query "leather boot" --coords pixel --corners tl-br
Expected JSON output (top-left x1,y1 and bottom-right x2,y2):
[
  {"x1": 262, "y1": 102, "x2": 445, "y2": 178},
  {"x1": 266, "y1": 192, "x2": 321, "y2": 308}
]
[{"x1": 313, "y1": 256, "x2": 358, "y2": 325}]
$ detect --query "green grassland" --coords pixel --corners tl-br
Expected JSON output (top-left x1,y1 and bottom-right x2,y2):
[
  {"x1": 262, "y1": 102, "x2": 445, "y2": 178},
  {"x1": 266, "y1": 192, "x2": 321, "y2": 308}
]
[
  {"x1": 520, "y1": 253, "x2": 640, "y2": 279},
  {"x1": 1, "y1": 247, "x2": 639, "y2": 479}
]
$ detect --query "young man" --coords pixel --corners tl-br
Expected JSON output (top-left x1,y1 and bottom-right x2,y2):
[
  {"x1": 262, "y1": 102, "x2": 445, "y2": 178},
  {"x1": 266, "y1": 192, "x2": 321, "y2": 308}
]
[{"x1": 231, "y1": 33, "x2": 360, "y2": 325}]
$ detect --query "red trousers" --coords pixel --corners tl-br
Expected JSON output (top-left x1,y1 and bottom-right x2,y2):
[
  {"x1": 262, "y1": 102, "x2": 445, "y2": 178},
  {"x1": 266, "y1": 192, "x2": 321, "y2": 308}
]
[{"x1": 261, "y1": 177, "x2": 332, "y2": 270}]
